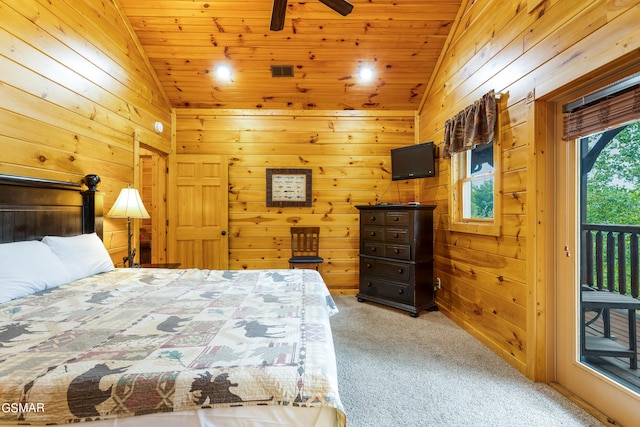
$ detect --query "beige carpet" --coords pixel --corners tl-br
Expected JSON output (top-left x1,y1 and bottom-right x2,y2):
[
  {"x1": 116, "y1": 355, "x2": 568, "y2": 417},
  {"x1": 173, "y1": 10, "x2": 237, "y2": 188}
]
[{"x1": 330, "y1": 296, "x2": 601, "y2": 427}]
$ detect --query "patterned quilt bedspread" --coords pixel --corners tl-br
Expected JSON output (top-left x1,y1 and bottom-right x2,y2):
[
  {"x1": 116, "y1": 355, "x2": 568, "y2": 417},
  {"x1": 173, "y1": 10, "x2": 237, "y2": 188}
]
[{"x1": 0, "y1": 268, "x2": 345, "y2": 426}]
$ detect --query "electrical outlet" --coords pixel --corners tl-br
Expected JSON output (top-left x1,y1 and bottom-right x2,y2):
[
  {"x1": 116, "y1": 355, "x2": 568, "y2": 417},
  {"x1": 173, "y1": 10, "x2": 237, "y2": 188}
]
[{"x1": 435, "y1": 277, "x2": 441, "y2": 289}]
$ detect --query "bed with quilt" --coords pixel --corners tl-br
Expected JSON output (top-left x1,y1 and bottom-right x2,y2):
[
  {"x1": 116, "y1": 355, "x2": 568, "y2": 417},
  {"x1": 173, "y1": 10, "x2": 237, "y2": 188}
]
[{"x1": 0, "y1": 174, "x2": 345, "y2": 427}]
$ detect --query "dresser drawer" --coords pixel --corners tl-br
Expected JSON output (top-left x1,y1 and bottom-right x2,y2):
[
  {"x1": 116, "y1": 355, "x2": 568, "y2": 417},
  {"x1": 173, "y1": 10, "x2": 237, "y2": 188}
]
[
  {"x1": 362, "y1": 211, "x2": 385, "y2": 225},
  {"x1": 385, "y1": 211, "x2": 409, "y2": 226},
  {"x1": 360, "y1": 257, "x2": 411, "y2": 283},
  {"x1": 362, "y1": 225, "x2": 385, "y2": 241},
  {"x1": 385, "y1": 228, "x2": 409, "y2": 243},
  {"x1": 385, "y1": 244, "x2": 411, "y2": 260},
  {"x1": 362, "y1": 242, "x2": 385, "y2": 257},
  {"x1": 359, "y1": 277, "x2": 413, "y2": 305}
]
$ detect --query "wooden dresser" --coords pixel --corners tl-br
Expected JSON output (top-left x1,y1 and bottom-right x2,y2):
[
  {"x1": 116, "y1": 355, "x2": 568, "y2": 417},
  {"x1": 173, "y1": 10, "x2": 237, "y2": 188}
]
[{"x1": 356, "y1": 205, "x2": 436, "y2": 317}]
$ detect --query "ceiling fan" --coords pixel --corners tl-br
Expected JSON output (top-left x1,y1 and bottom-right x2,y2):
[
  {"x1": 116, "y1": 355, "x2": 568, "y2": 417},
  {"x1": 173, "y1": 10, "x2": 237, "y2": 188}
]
[{"x1": 270, "y1": 0, "x2": 354, "y2": 31}]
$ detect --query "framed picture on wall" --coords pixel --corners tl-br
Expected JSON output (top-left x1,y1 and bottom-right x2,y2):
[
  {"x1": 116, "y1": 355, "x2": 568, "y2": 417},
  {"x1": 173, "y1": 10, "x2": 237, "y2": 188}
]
[{"x1": 266, "y1": 168, "x2": 312, "y2": 207}]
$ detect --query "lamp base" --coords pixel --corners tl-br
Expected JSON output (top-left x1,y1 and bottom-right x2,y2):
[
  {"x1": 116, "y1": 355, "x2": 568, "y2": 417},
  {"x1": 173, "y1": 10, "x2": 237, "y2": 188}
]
[
  {"x1": 123, "y1": 218, "x2": 141, "y2": 268},
  {"x1": 123, "y1": 248, "x2": 140, "y2": 268}
]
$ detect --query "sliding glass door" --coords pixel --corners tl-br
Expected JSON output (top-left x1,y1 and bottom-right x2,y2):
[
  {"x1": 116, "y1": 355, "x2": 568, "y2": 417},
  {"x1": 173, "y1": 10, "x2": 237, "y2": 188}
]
[{"x1": 555, "y1": 87, "x2": 640, "y2": 427}]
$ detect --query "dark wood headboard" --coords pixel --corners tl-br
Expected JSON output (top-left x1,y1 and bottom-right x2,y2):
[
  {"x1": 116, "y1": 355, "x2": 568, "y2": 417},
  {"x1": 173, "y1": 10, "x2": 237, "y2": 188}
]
[{"x1": 0, "y1": 174, "x2": 103, "y2": 244}]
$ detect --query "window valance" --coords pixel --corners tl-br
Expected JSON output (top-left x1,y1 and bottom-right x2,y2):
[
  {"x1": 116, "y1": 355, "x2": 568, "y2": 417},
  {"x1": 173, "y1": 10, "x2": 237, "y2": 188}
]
[{"x1": 442, "y1": 90, "x2": 497, "y2": 158}]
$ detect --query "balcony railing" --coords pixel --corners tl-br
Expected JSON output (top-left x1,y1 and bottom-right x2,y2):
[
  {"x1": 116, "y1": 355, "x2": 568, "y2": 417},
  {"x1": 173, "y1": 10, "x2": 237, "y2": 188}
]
[
  {"x1": 581, "y1": 223, "x2": 640, "y2": 388},
  {"x1": 581, "y1": 223, "x2": 640, "y2": 298}
]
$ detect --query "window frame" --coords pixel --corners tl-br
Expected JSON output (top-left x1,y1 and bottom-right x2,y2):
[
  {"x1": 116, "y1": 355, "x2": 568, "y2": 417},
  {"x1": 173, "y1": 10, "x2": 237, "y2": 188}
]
[{"x1": 450, "y1": 140, "x2": 502, "y2": 236}]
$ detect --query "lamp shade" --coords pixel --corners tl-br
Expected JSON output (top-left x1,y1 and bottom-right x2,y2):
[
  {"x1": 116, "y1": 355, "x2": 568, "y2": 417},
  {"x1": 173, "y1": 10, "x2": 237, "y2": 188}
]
[{"x1": 106, "y1": 187, "x2": 150, "y2": 219}]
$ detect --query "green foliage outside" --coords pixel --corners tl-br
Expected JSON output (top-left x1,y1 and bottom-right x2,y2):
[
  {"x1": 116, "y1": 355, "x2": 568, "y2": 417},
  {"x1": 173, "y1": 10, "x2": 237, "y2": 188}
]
[
  {"x1": 470, "y1": 179, "x2": 494, "y2": 219},
  {"x1": 585, "y1": 122, "x2": 640, "y2": 226},
  {"x1": 583, "y1": 121, "x2": 640, "y2": 295}
]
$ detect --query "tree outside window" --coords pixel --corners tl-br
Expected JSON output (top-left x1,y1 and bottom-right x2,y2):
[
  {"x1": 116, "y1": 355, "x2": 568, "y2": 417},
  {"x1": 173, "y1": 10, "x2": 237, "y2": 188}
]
[{"x1": 584, "y1": 122, "x2": 640, "y2": 226}]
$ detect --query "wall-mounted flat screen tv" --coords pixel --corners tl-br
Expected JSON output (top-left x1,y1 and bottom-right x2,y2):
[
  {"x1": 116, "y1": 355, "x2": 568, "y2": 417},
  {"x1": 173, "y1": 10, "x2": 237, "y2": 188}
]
[{"x1": 391, "y1": 142, "x2": 436, "y2": 180}]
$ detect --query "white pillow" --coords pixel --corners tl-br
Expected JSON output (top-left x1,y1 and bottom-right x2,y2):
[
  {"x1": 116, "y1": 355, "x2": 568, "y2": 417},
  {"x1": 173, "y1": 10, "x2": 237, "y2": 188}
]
[
  {"x1": 42, "y1": 233, "x2": 114, "y2": 282},
  {"x1": 0, "y1": 241, "x2": 71, "y2": 304}
]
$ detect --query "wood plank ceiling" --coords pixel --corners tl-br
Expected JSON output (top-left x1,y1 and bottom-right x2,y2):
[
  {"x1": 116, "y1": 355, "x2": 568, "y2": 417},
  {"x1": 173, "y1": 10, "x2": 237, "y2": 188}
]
[{"x1": 117, "y1": 0, "x2": 463, "y2": 110}]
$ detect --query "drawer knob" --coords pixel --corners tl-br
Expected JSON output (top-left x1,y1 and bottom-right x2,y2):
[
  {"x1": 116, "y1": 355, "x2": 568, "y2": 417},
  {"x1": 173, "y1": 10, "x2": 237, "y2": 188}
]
[
  {"x1": 393, "y1": 216, "x2": 399, "y2": 221},
  {"x1": 367, "y1": 282, "x2": 373, "y2": 287},
  {"x1": 370, "y1": 216, "x2": 376, "y2": 221},
  {"x1": 398, "y1": 289, "x2": 404, "y2": 295},
  {"x1": 371, "y1": 247, "x2": 377, "y2": 252},
  {"x1": 393, "y1": 233, "x2": 399, "y2": 238},
  {"x1": 397, "y1": 268, "x2": 404, "y2": 274},
  {"x1": 367, "y1": 263, "x2": 372, "y2": 269},
  {"x1": 370, "y1": 231, "x2": 376, "y2": 236},
  {"x1": 394, "y1": 248, "x2": 400, "y2": 254}
]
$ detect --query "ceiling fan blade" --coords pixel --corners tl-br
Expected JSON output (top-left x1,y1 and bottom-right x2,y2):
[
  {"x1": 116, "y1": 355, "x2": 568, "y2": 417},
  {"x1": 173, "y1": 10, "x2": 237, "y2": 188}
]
[
  {"x1": 319, "y1": 0, "x2": 354, "y2": 16},
  {"x1": 270, "y1": 0, "x2": 287, "y2": 31}
]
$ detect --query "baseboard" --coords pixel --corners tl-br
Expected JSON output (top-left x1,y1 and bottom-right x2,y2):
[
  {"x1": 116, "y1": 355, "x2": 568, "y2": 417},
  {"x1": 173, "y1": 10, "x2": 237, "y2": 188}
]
[
  {"x1": 548, "y1": 382, "x2": 620, "y2": 426},
  {"x1": 330, "y1": 289, "x2": 358, "y2": 296}
]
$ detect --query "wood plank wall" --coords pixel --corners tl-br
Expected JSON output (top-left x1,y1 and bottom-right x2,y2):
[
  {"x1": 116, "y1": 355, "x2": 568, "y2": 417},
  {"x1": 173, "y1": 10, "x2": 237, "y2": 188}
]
[
  {"x1": 418, "y1": 0, "x2": 640, "y2": 377},
  {"x1": 0, "y1": 0, "x2": 172, "y2": 263},
  {"x1": 6, "y1": 0, "x2": 639, "y2": 383},
  {"x1": 175, "y1": 109, "x2": 417, "y2": 290}
]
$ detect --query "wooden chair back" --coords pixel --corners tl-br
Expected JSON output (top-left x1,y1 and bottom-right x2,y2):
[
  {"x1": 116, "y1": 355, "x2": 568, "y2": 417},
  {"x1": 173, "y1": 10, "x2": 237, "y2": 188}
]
[{"x1": 290, "y1": 227, "x2": 321, "y2": 257}]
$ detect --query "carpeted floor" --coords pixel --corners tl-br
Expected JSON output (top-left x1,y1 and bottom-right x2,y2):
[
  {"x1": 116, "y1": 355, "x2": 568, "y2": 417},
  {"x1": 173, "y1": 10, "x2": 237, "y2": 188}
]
[{"x1": 330, "y1": 296, "x2": 602, "y2": 427}]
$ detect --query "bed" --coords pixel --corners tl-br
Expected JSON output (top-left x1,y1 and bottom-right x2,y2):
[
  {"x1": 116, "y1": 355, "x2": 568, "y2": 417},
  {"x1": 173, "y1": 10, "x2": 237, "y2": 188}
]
[{"x1": 0, "y1": 174, "x2": 346, "y2": 427}]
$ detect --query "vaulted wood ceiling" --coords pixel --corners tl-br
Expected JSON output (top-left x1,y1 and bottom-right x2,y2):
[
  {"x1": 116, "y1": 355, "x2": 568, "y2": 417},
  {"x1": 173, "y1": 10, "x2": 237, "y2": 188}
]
[{"x1": 118, "y1": 0, "x2": 463, "y2": 110}]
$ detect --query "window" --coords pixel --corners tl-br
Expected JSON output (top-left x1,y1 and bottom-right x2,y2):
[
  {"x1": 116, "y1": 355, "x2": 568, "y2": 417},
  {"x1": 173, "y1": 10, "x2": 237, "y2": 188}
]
[
  {"x1": 443, "y1": 90, "x2": 501, "y2": 235},
  {"x1": 451, "y1": 140, "x2": 501, "y2": 235},
  {"x1": 458, "y1": 142, "x2": 494, "y2": 219}
]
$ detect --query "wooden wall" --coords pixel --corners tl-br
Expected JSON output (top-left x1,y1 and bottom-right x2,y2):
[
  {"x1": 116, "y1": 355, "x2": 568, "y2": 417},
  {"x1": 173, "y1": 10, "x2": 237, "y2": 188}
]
[
  {"x1": 418, "y1": 0, "x2": 640, "y2": 377},
  {"x1": 0, "y1": 0, "x2": 172, "y2": 263},
  {"x1": 175, "y1": 109, "x2": 417, "y2": 290},
  {"x1": 5, "y1": 0, "x2": 640, "y2": 383}
]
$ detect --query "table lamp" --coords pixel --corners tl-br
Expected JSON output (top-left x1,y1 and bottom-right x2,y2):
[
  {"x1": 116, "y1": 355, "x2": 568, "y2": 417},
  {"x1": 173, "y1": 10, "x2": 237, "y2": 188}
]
[{"x1": 106, "y1": 185, "x2": 150, "y2": 267}]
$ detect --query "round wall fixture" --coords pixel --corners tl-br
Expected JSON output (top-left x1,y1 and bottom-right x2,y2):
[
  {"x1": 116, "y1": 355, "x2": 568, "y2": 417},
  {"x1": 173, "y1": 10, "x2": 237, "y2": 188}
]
[{"x1": 154, "y1": 121, "x2": 164, "y2": 133}]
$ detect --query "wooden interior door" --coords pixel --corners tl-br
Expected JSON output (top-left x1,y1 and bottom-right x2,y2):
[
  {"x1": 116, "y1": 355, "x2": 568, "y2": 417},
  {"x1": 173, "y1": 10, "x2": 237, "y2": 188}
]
[
  {"x1": 168, "y1": 154, "x2": 228, "y2": 269},
  {"x1": 139, "y1": 150, "x2": 169, "y2": 264}
]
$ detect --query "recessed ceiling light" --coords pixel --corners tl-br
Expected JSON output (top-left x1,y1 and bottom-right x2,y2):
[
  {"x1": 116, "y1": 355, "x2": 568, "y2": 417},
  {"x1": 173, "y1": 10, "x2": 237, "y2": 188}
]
[
  {"x1": 215, "y1": 65, "x2": 231, "y2": 80},
  {"x1": 358, "y1": 67, "x2": 374, "y2": 81}
]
